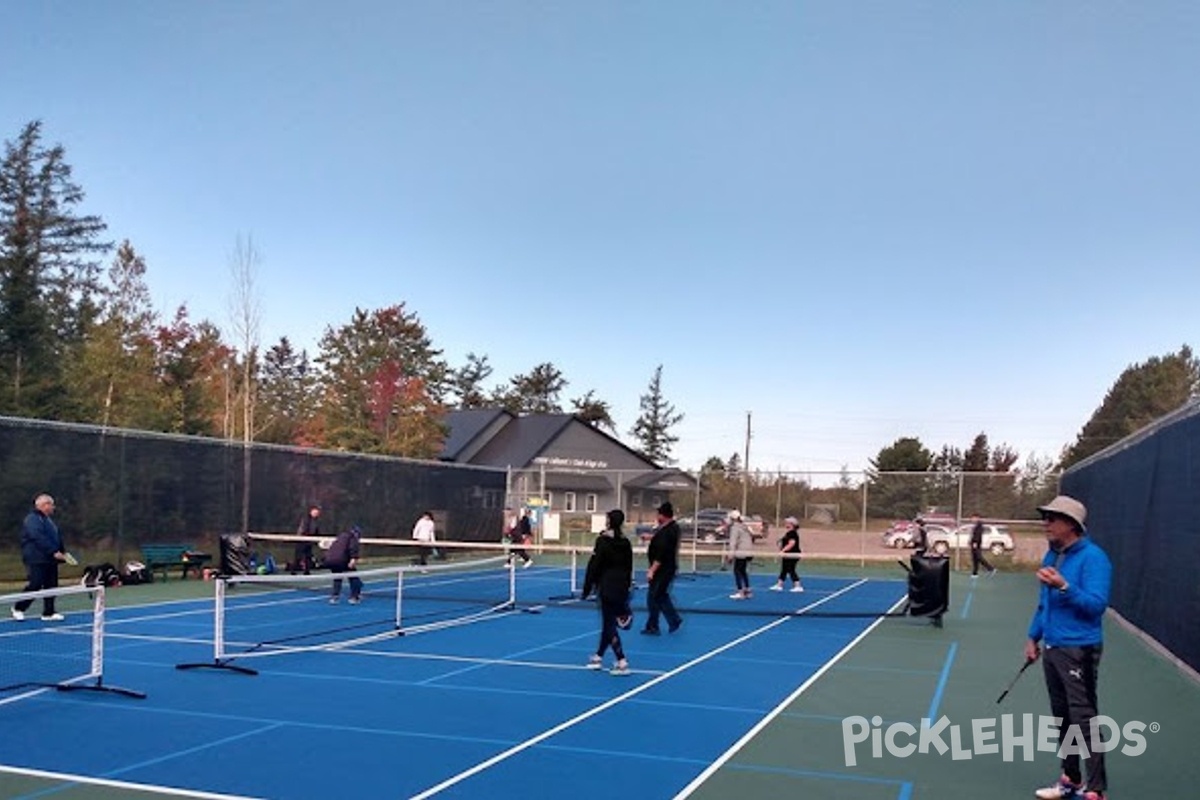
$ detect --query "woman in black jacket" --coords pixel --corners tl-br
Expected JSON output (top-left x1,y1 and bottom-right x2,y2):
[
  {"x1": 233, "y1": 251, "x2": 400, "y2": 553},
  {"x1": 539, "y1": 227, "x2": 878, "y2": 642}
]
[{"x1": 581, "y1": 509, "x2": 634, "y2": 676}]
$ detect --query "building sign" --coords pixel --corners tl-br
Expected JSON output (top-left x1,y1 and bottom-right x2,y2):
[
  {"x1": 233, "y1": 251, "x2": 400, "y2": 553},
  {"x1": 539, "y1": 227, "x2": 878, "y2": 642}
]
[{"x1": 531, "y1": 456, "x2": 610, "y2": 469}]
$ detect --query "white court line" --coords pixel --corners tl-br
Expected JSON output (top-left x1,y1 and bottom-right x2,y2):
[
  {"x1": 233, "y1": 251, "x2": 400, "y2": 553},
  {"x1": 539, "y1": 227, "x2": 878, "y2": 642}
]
[
  {"x1": 673, "y1": 590, "x2": 911, "y2": 799},
  {"x1": 0, "y1": 764, "x2": 261, "y2": 799},
  {"x1": 408, "y1": 578, "x2": 870, "y2": 799}
]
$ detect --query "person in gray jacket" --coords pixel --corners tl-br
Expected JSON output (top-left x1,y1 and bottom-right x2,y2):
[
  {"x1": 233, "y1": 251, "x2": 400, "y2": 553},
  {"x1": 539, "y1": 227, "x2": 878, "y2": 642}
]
[{"x1": 725, "y1": 510, "x2": 755, "y2": 599}]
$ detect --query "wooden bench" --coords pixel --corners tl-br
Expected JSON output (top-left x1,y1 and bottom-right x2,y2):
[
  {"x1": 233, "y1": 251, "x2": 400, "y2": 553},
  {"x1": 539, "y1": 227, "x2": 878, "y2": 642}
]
[{"x1": 140, "y1": 544, "x2": 212, "y2": 582}]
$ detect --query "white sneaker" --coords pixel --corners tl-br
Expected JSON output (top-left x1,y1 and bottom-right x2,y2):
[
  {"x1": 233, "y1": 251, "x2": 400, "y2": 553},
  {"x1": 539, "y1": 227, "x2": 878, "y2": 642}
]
[
  {"x1": 1035, "y1": 776, "x2": 1082, "y2": 799},
  {"x1": 729, "y1": 592, "x2": 745, "y2": 600},
  {"x1": 791, "y1": 585, "x2": 804, "y2": 593},
  {"x1": 41, "y1": 613, "x2": 65, "y2": 622},
  {"x1": 587, "y1": 654, "x2": 603, "y2": 670},
  {"x1": 770, "y1": 584, "x2": 783, "y2": 591},
  {"x1": 522, "y1": 560, "x2": 533, "y2": 569},
  {"x1": 11, "y1": 608, "x2": 25, "y2": 621},
  {"x1": 328, "y1": 596, "x2": 339, "y2": 604},
  {"x1": 610, "y1": 659, "x2": 630, "y2": 676}
]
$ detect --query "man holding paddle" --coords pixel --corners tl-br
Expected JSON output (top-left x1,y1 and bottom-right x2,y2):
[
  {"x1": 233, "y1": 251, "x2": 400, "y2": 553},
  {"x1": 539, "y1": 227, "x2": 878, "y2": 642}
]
[
  {"x1": 11, "y1": 493, "x2": 68, "y2": 622},
  {"x1": 1025, "y1": 495, "x2": 1112, "y2": 800}
]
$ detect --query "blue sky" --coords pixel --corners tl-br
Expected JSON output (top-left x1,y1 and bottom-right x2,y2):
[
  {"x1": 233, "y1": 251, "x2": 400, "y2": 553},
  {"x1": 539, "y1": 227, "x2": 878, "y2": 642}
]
[{"x1": 4, "y1": 1, "x2": 1198, "y2": 477}]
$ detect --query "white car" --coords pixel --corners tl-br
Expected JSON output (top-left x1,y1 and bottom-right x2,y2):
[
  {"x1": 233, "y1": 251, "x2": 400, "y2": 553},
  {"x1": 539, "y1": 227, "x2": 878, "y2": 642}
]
[{"x1": 926, "y1": 523, "x2": 1014, "y2": 556}]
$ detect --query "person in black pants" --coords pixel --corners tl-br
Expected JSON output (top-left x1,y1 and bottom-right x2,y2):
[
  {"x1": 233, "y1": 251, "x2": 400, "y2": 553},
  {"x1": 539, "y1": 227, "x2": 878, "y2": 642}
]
[
  {"x1": 293, "y1": 502, "x2": 321, "y2": 575},
  {"x1": 326, "y1": 525, "x2": 364, "y2": 604},
  {"x1": 969, "y1": 513, "x2": 996, "y2": 577},
  {"x1": 581, "y1": 509, "x2": 634, "y2": 676},
  {"x1": 12, "y1": 494, "x2": 68, "y2": 622},
  {"x1": 642, "y1": 502, "x2": 682, "y2": 635},
  {"x1": 1027, "y1": 495, "x2": 1112, "y2": 800}
]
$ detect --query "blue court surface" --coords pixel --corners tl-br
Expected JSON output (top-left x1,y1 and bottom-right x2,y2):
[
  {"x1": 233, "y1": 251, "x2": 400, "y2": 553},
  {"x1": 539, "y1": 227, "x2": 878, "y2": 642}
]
[{"x1": 0, "y1": 564, "x2": 915, "y2": 799}]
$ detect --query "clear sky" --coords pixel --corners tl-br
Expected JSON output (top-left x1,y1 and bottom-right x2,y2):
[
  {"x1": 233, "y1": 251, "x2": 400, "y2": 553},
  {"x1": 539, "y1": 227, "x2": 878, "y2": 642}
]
[{"x1": 4, "y1": 1, "x2": 1198, "y2": 478}]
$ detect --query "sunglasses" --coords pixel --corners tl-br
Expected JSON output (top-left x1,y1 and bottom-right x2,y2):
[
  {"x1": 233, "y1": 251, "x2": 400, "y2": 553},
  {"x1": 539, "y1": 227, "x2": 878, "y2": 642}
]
[{"x1": 1040, "y1": 511, "x2": 1069, "y2": 524}]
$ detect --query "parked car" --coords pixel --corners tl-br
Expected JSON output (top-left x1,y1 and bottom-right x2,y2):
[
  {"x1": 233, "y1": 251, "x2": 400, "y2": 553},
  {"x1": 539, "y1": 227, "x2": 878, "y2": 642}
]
[
  {"x1": 676, "y1": 508, "x2": 730, "y2": 543},
  {"x1": 925, "y1": 523, "x2": 1015, "y2": 556},
  {"x1": 881, "y1": 520, "x2": 916, "y2": 548}
]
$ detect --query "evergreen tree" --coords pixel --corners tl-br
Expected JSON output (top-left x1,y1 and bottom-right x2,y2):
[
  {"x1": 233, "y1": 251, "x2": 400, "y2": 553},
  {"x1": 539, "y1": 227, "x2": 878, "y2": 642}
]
[
  {"x1": 449, "y1": 352, "x2": 493, "y2": 409},
  {"x1": 493, "y1": 362, "x2": 566, "y2": 414},
  {"x1": 257, "y1": 336, "x2": 320, "y2": 445},
  {"x1": 571, "y1": 389, "x2": 616, "y2": 432},
  {"x1": 629, "y1": 365, "x2": 683, "y2": 465},
  {"x1": 0, "y1": 121, "x2": 110, "y2": 416},
  {"x1": 63, "y1": 240, "x2": 160, "y2": 427},
  {"x1": 866, "y1": 436, "x2": 934, "y2": 519},
  {"x1": 1061, "y1": 345, "x2": 1200, "y2": 467}
]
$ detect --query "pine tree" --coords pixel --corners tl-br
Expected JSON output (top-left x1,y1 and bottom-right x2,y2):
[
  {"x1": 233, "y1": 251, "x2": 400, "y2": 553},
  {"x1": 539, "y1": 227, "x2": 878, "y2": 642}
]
[
  {"x1": 0, "y1": 121, "x2": 110, "y2": 416},
  {"x1": 629, "y1": 365, "x2": 683, "y2": 465},
  {"x1": 1061, "y1": 345, "x2": 1200, "y2": 467}
]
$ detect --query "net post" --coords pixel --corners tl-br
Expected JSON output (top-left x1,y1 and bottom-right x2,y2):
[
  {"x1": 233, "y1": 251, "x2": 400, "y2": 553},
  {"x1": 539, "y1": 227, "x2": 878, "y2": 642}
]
[
  {"x1": 396, "y1": 569, "x2": 405, "y2": 631},
  {"x1": 90, "y1": 584, "x2": 104, "y2": 682}
]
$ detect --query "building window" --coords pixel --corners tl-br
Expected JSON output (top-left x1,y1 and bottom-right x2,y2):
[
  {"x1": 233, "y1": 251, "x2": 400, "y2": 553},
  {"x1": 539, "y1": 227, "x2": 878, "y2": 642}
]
[
  {"x1": 632, "y1": 492, "x2": 641, "y2": 508},
  {"x1": 585, "y1": 494, "x2": 598, "y2": 513},
  {"x1": 545, "y1": 492, "x2": 552, "y2": 510},
  {"x1": 564, "y1": 492, "x2": 577, "y2": 512}
]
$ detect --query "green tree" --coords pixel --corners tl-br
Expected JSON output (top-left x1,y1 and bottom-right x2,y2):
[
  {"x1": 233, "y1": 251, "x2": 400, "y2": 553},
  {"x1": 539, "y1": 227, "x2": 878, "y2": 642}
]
[
  {"x1": 867, "y1": 436, "x2": 934, "y2": 519},
  {"x1": 1061, "y1": 346, "x2": 1200, "y2": 467},
  {"x1": 493, "y1": 362, "x2": 567, "y2": 414},
  {"x1": 63, "y1": 240, "x2": 160, "y2": 427},
  {"x1": 0, "y1": 121, "x2": 110, "y2": 416},
  {"x1": 257, "y1": 337, "x2": 320, "y2": 445},
  {"x1": 315, "y1": 304, "x2": 448, "y2": 457},
  {"x1": 629, "y1": 365, "x2": 683, "y2": 465},
  {"x1": 571, "y1": 389, "x2": 616, "y2": 432},
  {"x1": 449, "y1": 352, "x2": 493, "y2": 409}
]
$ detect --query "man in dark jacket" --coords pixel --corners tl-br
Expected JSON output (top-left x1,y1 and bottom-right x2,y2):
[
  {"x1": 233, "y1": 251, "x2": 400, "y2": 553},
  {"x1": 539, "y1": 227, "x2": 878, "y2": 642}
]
[
  {"x1": 642, "y1": 502, "x2": 683, "y2": 635},
  {"x1": 293, "y1": 503, "x2": 321, "y2": 575},
  {"x1": 969, "y1": 512, "x2": 996, "y2": 577},
  {"x1": 581, "y1": 509, "x2": 634, "y2": 675},
  {"x1": 326, "y1": 526, "x2": 363, "y2": 604},
  {"x1": 13, "y1": 493, "x2": 68, "y2": 621}
]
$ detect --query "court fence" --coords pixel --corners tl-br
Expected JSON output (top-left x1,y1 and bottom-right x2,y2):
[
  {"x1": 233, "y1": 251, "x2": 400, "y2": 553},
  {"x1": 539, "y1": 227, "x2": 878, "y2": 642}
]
[
  {"x1": 1061, "y1": 398, "x2": 1200, "y2": 676},
  {"x1": 0, "y1": 416, "x2": 507, "y2": 576}
]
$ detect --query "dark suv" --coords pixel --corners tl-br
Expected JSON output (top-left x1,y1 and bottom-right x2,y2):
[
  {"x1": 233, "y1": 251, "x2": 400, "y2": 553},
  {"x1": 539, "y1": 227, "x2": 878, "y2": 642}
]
[{"x1": 676, "y1": 508, "x2": 730, "y2": 543}]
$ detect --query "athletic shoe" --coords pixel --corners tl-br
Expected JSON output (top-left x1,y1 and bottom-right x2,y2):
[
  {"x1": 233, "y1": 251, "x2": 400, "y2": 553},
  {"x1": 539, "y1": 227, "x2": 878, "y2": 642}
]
[
  {"x1": 791, "y1": 585, "x2": 804, "y2": 592},
  {"x1": 971, "y1": 574, "x2": 979, "y2": 579},
  {"x1": 988, "y1": 569, "x2": 998, "y2": 578},
  {"x1": 668, "y1": 619, "x2": 683, "y2": 633},
  {"x1": 587, "y1": 654, "x2": 603, "y2": 670},
  {"x1": 616, "y1": 614, "x2": 632, "y2": 630},
  {"x1": 11, "y1": 608, "x2": 25, "y2": 621},
  {"x1": 729, "y1": 592, "x2": 745, "y2": 599},
  {"x1": 328, "y1": 596, "x2": 339, "y2": 604},
  {"x1": 522, "y1": 559, "x2": 533, "y2": 569},
  {"x1": 1078, "y1": 791, "x2": 1105, "y2": 800},
  {"x1": 610, "y1": 659, "x2": 630, "y2": 676},
  {"x1": 770, "y1": 584, "x2": 783, "y2": 592},
  {"x1": 41, "y1": 613, "x2": 64, "y2": 622},
  {"x1": 348, "y1": 596, "x2": 361, "y2": 605},
  {"x1": 640, "y1": 627, "x2": 661, "y2": 636},
  {"x1": 1035, "y1": 776, "x2": 1082, "y2": 799}
]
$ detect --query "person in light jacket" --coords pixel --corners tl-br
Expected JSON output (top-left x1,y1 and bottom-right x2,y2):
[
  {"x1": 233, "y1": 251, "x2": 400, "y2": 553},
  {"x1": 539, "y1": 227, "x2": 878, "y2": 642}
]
[{"x1": 725, "y1": 510, "x2": 755, "y2": 600}]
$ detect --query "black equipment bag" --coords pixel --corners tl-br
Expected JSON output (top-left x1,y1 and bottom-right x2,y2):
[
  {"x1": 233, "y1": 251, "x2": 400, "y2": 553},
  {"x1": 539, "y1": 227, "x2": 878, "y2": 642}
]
[
  {"x1": 906, "y1": 554, "x2": 950, "y2": 618},
  {"x1": 220, "y1": 533, "x2": 253, "y2": 576}
]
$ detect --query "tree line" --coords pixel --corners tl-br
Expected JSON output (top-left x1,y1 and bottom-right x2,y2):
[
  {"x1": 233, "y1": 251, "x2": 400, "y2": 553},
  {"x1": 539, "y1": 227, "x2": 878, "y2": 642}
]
[
  {"x1": 3, "y1": 121, "x2": 1194, "y2": 480},
  {"x1": 0, "y1": 122, "x2": 685, "y2": 464}
]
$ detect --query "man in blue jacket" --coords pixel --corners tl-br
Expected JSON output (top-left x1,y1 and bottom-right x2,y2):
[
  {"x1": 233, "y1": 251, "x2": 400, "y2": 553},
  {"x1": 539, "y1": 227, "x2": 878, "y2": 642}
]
[
  {"x1": 12, "y1": 493, "x2": 68, "y2": 622},
  {"x1": 1026, "y1": 495, "x2": 1112, "y2": 800}
]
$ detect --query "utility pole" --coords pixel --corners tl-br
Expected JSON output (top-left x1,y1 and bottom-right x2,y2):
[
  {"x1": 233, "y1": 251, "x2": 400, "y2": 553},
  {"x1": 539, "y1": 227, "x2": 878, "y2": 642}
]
[{"x1": 742, "y1": 411, "x2": 751, "y2": 512}]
